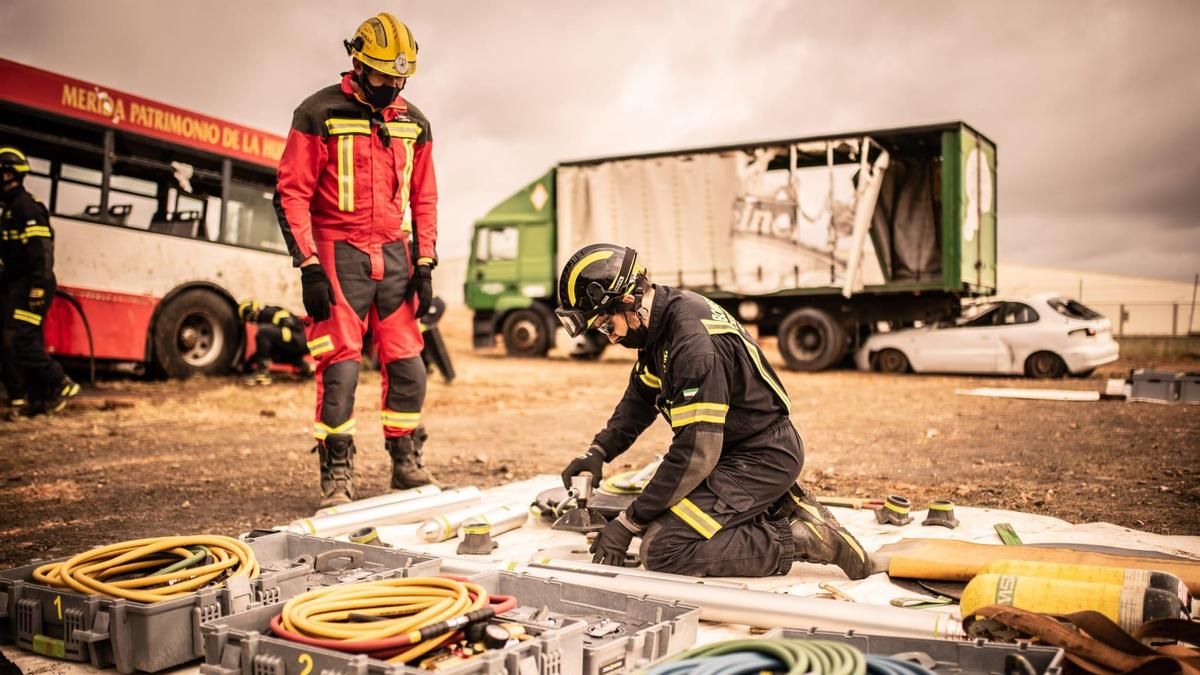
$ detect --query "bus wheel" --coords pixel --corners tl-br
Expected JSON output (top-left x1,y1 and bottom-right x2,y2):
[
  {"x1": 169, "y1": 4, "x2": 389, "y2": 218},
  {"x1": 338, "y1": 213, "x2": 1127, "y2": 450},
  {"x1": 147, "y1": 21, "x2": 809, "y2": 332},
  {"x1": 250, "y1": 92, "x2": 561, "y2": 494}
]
[
  {"x1": 778, "y1": 307, "x2": 847, "y2": 371},
  {"x1": 154, "y1": 289, "x2": 239, "y2": 378},
  {"x1": 502, "y1": 308, "x2": 550, "y2": 357}
]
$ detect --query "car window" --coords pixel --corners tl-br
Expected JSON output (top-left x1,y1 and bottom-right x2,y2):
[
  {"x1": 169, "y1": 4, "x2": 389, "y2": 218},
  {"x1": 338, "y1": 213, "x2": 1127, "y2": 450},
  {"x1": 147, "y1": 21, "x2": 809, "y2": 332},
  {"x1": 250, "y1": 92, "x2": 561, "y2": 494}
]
[
  {"x1": 962, "y1": 305, "x2": 1003, "y2": 327},
  {"x1": 1001, "y1": 302, "x2": 1040, "y2": 325},
  {"x1": 1047, "y1": 297, "x2": 1103, "y2": 320}
]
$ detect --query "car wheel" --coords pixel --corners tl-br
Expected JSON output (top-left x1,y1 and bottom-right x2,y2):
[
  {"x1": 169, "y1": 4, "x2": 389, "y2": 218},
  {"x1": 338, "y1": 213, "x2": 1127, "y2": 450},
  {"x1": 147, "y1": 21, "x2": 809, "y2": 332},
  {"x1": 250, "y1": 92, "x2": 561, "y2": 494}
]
[
  {"x1": 1025, "y1": 351, "x2": 1067, "y2": 379},
  {"x1": 874, "y1": 348, "x2": 910, "y2": 374},
  {"x1": 502, "y1": 308, "x2": 551, "y2": 357},
  {"x1": 153, "y1": 289, "x2": 240, "y2": 378},
  {"x1": 778, "y1": 308, "x2": 847, "y2": 371}
]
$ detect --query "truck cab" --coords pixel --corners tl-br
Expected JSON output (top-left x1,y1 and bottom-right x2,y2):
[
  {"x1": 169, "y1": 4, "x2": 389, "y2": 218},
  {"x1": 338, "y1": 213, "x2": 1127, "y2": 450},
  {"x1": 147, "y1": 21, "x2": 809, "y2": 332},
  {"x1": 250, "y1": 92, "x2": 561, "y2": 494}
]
[{"x1": 466, "y1": 171, "x2": 561, "y2": 356}]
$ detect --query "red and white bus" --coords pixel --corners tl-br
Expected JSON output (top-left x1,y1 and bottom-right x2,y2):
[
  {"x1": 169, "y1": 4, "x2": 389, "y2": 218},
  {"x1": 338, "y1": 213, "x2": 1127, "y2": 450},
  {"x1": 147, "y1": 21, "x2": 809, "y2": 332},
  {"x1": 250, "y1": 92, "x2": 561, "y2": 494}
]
[{"x1": 0, "y1": 58, "x2": 301, "y2": 377}]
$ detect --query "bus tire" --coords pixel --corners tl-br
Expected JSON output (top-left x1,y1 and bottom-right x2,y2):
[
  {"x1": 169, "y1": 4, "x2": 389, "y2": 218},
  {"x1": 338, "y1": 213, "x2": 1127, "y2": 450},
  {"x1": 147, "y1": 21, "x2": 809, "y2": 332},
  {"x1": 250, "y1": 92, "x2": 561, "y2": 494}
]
[
  {"x1": 154, "y1": 289, "x2": 240, "y2": 378},
  {"x1": 778, "y1": 307, "x2": 847, "y2": 372},
  {"x1": 502, "y1": 308, "x2": 551, "y2": 358}
]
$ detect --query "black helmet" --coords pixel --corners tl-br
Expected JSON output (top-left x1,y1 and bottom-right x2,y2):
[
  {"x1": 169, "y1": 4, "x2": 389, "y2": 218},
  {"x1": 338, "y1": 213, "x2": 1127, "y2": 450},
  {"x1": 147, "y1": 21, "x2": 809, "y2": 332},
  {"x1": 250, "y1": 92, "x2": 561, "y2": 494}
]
[
  {"x1": 0, "y1": 147, "x2": 31, "y2": 176},
  {"x1": 555, "y1": 243, "x2": 646, "y2": 337}
]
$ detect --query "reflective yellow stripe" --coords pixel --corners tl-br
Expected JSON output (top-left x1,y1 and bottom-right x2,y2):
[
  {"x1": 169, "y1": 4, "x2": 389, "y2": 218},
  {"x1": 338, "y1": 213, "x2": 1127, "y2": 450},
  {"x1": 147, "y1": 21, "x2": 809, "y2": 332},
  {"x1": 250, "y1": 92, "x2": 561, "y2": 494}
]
[
  {"x1": 397, "y1": 137, "x2": 417, "y2": 231},
  {"x1": 281, "y1": 327, "x2": 292, "y2": 343},
  {"x1": 837, "y1": 529, "x2": 867, "y2": 563},
  {"x1": 13, "y1": 309, "x2": 42, "y2": 326},
  {"x1": 336, "y1": 135, "x2": 354, "y2": 212},
  {"x1": 384, "y1": 121, "x2": 421, "y2": 140},
  {"x1": 670, "y1": 499, "x2": 722, "y2": 539},
  {"x1": 701, "y1": 320, "x2": 792, "y2": 412},
  {"x1": 324, "y1": 118, "x2": 371, "y2": 135},
  {"x1": 307, "y1": 335, "x2": 333, "y2": 356},
  {"x1": 313, "y1": 418, "x2": 356, "y2": 439},
  {"x1": 272, "y1": 310, "x2": 290, "y2": 325},
  {"x1": 381, "y1": 410, "x2": 420, "y2": 429},
  {"x1": 638, "y1": 370, "x2": 662, "y2": 389},
  {"x1": 23, "y1": 226, "x2": 51, "y2": 238},
  {"x1": 566, "y1": 250, "x2": 615, "y2": 305},
  {"x1": 669, "y1": 401, "x2": 728, "y2": 427}
]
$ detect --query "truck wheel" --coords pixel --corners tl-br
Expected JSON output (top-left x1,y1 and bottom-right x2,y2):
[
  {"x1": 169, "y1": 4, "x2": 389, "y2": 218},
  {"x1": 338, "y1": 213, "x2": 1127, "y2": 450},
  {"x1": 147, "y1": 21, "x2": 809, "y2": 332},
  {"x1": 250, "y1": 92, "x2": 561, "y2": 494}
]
[
  {"x1": 778, "y1": 308, "x2": 847, "y2": 371},
  {"x1": 502, "y1": 308, "x2": 551, "y2": 357},
  {"x1": 874, "y1": 348, "x2": 910, "y2": 374},
  {"x1": 153, "y1": 289, "x2": 239, "y2": 378},
  {"x1": 1025, "y1": 351, "x2": 1066, "y2": 379},
  {"x1": 569, "y1": 331, "x2": 609, "y2": 361}
]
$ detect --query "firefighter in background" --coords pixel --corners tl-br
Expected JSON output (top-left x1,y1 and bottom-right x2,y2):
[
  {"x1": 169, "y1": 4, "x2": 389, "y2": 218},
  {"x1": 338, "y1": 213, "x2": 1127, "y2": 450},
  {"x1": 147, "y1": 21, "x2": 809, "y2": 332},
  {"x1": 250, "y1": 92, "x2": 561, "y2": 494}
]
[
  {"x1": 0, "y1": 260, "x2": 28, "y2": 414},
  {"x1": 0, "y1": 147, "x2": 79, "y2": 417},
  {"x1": 239, "y1": 301, "x2": 313, "y2": 383},
  {"x1": 274, "y1": 13, "x2": 437, "y2": 507},
  {"x1": 556, "y1": 243, "x2": 876, "y2": 579}
]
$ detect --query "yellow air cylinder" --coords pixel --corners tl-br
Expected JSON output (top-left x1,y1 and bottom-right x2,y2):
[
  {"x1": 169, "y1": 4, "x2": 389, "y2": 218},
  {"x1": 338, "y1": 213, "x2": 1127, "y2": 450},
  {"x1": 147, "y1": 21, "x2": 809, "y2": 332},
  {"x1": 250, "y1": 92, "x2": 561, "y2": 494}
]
[
  {"x1": 961, "y1": 573, "x2": 1186, "y2": 633},
  {"x1": 979, "y1": 559, "x2": 1191, "y2": 609}
]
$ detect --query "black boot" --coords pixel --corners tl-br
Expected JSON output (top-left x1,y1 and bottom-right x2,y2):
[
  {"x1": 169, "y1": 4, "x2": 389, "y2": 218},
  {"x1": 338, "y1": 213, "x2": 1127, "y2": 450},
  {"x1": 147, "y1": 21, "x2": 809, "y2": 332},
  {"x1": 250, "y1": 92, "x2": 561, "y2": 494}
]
[
  {"x1": 386, "y1": 426, "x2": 435, "y2": 490},
  {"x1": 314, "y1": 433, "x2": 355, "y2": 507},
  {"x1": 44, "y1": 377, "x2": 80, "y2": 415},
  {"x1": 785, "y1": 484, "x2": 875, "y2": 580}
]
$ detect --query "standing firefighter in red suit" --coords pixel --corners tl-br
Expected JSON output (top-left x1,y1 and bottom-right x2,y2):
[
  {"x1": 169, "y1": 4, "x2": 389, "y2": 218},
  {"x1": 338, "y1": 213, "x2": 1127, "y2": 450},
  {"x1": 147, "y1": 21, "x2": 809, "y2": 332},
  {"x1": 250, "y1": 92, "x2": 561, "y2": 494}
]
[{"x1": 275, "y1": 13, "x2": 437, "y2": 507}]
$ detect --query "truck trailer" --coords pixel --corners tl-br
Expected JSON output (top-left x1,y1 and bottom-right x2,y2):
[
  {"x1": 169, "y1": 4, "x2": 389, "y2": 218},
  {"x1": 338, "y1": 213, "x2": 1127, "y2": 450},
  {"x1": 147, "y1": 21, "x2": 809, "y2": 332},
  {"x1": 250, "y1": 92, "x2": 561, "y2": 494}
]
[{"x1": 466, "y1": 121, "x2": 997, "y2": 371}]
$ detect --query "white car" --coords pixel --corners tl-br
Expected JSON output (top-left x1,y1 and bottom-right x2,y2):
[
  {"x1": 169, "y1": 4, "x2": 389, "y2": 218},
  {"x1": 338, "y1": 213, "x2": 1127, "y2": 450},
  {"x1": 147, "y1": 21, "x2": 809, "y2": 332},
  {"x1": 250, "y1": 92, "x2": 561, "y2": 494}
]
[{"x1": 856, "y1": 293, "x2": 1120, "y2": 378}]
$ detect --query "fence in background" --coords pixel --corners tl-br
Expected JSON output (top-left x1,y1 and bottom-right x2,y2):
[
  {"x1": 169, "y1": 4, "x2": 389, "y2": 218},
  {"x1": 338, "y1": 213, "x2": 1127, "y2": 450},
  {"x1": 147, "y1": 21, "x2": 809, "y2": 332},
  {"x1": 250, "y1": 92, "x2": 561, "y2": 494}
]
[{"x1": 1088, "y1": 302, "x2": 1199, "y2": 337}]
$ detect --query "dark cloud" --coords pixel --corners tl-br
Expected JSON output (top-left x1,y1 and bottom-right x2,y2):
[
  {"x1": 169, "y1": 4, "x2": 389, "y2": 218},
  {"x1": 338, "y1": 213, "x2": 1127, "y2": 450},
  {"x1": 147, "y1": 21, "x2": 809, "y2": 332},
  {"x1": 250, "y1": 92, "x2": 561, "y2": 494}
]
[{"x1": 1, "y1": 0, "x2": 1196, "y2": 279}]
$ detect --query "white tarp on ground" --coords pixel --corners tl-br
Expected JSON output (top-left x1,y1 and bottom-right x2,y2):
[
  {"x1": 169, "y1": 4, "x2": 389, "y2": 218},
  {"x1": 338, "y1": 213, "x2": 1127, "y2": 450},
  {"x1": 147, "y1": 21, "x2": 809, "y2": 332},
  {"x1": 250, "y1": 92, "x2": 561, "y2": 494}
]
[{"x1": 6, "y1": 475, "x2": 1198, "y2": 675}]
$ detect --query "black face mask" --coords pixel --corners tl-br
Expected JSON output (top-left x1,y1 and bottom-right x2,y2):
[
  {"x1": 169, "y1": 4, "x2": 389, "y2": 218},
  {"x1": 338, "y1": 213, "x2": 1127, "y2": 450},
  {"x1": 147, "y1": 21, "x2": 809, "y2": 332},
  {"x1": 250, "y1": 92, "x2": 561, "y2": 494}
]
[
  {"x1": 615, "y1": 324, "x2": 649, "y2": 350},
  {"x1": 358, "y1": 71, "x2": 399, "y2": 109},
  {"x1": 614, "y1": 308, "x2": 650, "y2": 350}
]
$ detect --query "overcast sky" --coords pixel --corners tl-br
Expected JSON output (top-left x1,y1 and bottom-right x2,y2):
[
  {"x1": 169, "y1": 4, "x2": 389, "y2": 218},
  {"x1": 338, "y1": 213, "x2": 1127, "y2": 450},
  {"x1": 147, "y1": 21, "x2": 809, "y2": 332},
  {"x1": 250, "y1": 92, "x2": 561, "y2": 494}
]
[{"x1": 2, "y1": 0, "x2": 1197, "y2": 281}]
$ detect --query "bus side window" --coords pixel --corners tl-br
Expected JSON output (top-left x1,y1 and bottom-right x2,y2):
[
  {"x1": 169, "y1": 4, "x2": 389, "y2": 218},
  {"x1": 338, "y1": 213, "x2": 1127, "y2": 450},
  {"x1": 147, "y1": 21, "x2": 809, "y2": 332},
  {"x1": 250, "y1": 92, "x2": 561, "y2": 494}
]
[
  {"x1": 224, "y1": 180, "x2": 286, "y2": 252},
  {"x1": 57, "y1": 164, "x2": 105, "y2": 221},
  {"x1": 109, "y1": 170, "x2": 159, "y2": 229}
]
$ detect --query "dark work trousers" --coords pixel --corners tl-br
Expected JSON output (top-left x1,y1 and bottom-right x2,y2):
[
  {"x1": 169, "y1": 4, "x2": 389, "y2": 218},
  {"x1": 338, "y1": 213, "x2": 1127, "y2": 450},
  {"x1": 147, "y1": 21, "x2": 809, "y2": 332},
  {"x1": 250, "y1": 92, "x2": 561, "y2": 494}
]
[
  {"x1": 254, "y1": 324, "x2": 308, "y2": 367},
  {"x1": 0, "y1": 285, "x2": 27, "y2": 401},
  {"x1": 639, "y1": 417, "x2": 804, "y2": 577},
  {"x1": 2, "y1": 282, "x2": 65, "y2": 402}
]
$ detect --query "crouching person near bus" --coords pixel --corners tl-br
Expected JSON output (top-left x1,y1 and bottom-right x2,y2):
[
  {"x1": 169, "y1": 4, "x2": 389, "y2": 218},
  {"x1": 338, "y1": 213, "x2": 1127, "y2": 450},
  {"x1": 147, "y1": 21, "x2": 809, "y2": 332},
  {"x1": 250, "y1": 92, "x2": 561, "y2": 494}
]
[
  {"x1": 0, "y1": 147, "x2": 79, "y2": 418},
  {"x1": 274, "y1": 13, "x2": 438, "y2": 507},
  {"x1": 239, "y1": 301, "x2": 313, "y2": 383},
  {"x1": 557, "y1": 243, "x2": 877, "y2": 579}
]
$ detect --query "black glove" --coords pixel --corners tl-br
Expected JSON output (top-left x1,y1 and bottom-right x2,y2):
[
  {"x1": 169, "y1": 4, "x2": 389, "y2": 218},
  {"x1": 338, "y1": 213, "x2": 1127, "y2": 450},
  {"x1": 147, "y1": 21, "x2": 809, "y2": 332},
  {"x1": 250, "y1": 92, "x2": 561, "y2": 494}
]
[
  {"x1": 590, "y1": 512, "x2": 641, "y2": 566},
  {"x1": 407, "y1": 264, "x2": 433, "y2": 319},
  {"x1": 561, "y1": 444, "x2": 605, "y2": 488},
  {"x1": 300, "y1": 264, "x2": 336, "y2": 322},
  {"x1": 28, "y1": 286, "x2": 47, "y2": 313}
]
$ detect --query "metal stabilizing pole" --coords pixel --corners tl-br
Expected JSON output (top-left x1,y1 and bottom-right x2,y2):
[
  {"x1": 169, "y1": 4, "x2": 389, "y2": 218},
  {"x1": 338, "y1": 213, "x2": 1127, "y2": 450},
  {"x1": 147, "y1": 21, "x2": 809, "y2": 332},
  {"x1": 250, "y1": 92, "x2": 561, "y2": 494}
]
[
  {"x1": 419, "y1": 502, "x2": 527, "y2": 543},
  {"x1": 315, "y1": 484, "x2": 442, "y2": 516},
  {"x1": 439, "y1": 556, "x2": 964, "y2": 640},
  {"x1": 287, "y1": 488, "x2": 481, "y2": 537}
]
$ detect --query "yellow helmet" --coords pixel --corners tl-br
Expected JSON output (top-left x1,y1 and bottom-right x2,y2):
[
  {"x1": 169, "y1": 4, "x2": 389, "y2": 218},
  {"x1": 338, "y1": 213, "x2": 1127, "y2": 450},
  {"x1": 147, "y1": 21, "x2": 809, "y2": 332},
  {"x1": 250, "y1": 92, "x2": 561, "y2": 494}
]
[{"x1": 344, "y1": 13, "x2": 418, "y2": 78}]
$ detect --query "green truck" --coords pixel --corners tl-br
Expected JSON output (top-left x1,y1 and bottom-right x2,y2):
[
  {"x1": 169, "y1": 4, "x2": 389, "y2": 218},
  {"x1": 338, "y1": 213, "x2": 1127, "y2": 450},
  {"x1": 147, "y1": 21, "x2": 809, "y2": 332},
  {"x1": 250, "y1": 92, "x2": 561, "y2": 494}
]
[{"x1": 466, "y1": 121, "x2": 997, "y2": 370}]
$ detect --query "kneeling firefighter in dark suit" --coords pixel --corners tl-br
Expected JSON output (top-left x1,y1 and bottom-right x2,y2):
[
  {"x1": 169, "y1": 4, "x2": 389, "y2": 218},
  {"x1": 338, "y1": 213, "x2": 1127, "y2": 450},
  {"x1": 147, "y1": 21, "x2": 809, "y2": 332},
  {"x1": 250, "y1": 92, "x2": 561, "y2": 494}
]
[{"x1": 556, "y1": 243, "x2": 877, "y2": 579}]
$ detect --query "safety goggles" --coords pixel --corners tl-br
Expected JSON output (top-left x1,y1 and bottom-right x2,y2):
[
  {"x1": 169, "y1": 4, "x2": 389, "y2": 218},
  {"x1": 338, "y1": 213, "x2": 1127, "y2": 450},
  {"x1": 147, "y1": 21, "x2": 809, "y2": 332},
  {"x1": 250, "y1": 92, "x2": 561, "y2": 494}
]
[{"x1": 555, "y1": 280, "x2": 625, "y2": 337}]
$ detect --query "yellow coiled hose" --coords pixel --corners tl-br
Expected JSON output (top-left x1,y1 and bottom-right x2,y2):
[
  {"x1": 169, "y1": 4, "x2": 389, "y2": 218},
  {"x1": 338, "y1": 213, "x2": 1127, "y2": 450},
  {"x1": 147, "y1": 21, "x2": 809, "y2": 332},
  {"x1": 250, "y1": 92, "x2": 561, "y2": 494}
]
[
  {"x1": 270, "y1": 577, "x2": 511, "y2": 664},
  {"x1": 32, "y1": 535, "x2": 259, "y2": 603}
]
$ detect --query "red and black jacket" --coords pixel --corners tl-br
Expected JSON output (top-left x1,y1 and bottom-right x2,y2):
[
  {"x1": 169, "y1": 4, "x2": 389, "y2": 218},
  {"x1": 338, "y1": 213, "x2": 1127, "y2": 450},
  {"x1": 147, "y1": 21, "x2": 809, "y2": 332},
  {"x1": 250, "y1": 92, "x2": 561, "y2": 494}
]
[{"x1": 275, "y1": 74, "x2": 437, "y2": 280}]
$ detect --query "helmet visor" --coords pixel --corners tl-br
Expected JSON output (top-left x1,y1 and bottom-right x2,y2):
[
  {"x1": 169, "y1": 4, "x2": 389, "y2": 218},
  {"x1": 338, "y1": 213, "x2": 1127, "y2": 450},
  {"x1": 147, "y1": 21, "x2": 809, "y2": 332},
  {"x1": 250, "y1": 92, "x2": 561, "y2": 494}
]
[{"x1": 554, "y1": 307, "x2": 592, "y2": 338}]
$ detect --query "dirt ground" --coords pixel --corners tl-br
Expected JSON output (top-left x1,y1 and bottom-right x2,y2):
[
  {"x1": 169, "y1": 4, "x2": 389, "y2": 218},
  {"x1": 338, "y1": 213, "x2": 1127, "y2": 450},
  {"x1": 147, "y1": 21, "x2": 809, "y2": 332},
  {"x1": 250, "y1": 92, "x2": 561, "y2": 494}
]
[{"x1": 1, "y1": 308, "x2": 1198, "y2": 568}]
